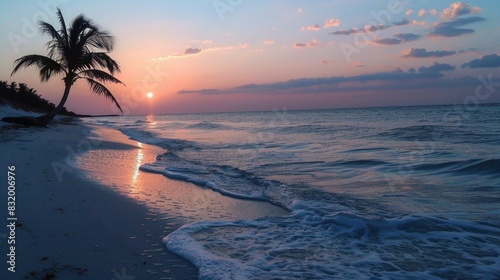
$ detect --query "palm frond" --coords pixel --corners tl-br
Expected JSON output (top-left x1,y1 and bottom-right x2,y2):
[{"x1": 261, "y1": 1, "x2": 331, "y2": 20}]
[
  {"x1": 39, "y1": 21, "x2": 68, "y2": 60},
  {"x1": 77, "y1": 52, "x2": 121, "y2": 74},
  {"x1": 85, "y1": 78, "x2": 123, "y2": 112},
  {"x1": 98, "y1": 52, "x2": 120, "y2": 73},
  {"x1": 79, "y1": 69, "x2": 124, "y2": 85},
  {"x1": 75, "y1": 27, "x2": 114, "y2": 52},
  {"x1": 39, "y1": 21, "x2": 61, "y2": 42},
  {"x1": 56, "y1": 8, "x2": 68, "y2": 45},
  {"x1": 11, "y1": 55, "x2": 65, "y2": 81},
  {"x1": 68, "y1": 15, "x2": 93, "y2": 49},
  {"x1": 85, "y1": 31, "x2": 114, "y2": 52}
]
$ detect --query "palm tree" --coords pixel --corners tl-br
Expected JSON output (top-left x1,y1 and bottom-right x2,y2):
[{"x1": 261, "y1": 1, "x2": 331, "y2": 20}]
[{"x1": 8, "y1": 8, "x2": 123, "y2": 126}]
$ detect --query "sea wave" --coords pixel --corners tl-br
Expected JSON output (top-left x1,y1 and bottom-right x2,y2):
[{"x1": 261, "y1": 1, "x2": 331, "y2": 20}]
[
  {"x1": 140, "y1": 163, "x2": 270, "y2": 201},
  {"x1": 91, "y1": 105, "x2": 500, "y2": 279},
  {"x1": 186, "y1": 121, "x2": 234, "y2": 130},
  {"x1": 376, "y1": 124, "x2": 500, "y2": 145},
  {"x1": 139, "y1": 150, "x2": 283, "y2": 203},
  {"x1": 414, "y1": 158, "x2": 500, "y2": 177},
  {"x1": 165, "y1": 207, "x2": 500, "y2": 279}
]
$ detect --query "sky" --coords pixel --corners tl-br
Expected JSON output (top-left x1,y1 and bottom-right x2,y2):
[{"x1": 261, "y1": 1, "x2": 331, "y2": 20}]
[{"x1": 0, "y1": 0, "x2": 499, "y2": 115}]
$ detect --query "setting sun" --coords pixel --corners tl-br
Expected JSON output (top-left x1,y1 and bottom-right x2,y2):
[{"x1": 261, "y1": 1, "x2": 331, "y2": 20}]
[{"x1": 146, "y1": 92, "x2": 153, "y2": 99}]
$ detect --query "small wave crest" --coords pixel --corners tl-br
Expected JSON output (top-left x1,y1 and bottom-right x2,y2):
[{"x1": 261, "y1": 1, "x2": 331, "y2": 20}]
[
  {"x1": 376, "y1": 124, "x2": 499, "y2": 144},
  {"x1": 119, "y1": 127, "x2": 198, "y2": 151},
  {"x1": 140, "y1": 158, "x2": 272, "y2": 202},
  {"x1": 414, "y1": 158, "x2": 500, "y2": 177},
  {"x1": 186, "y1": 121, "x2": 233, "y2": 130},
  {"x1": 376, "y1": 125, "x2": 445, "y2": 141}
]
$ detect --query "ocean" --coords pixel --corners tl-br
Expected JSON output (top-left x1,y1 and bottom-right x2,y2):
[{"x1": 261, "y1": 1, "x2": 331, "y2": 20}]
[{"x1": 86, "y1": 104, "x2": 500, "y2": 279}]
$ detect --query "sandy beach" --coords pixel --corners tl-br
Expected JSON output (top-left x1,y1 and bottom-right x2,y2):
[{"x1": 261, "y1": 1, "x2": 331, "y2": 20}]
[
  {"x1": 0, "y1": 110, "x2": 288, "y2": 279},
  {"x1": 0, "y1": 116, "x2": 197, "y2": 279}
]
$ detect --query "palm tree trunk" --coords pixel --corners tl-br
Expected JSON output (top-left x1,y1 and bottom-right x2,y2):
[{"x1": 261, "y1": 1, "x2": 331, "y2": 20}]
[
  {"x1": 36, "y1": 82, "x2": 72, "y2": 126},
  {"x1": 54, "y1": 82, "x2": 72, "y2": 114}
]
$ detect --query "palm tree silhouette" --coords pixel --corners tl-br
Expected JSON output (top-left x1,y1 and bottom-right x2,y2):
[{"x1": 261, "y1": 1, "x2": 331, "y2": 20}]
[{"x1": 8, "y1": 8, "x2": 123, "y2": 126}]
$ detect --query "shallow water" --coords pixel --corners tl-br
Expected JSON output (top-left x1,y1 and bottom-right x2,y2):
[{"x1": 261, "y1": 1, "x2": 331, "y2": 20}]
[{"x1": 86, "y1": 104, "x2": 500, "y2": 279}]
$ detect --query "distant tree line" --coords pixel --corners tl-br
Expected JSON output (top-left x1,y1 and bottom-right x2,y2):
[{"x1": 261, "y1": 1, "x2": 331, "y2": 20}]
[{"x1": 0, "y1": 80, "x2": 75, "y2": 116}]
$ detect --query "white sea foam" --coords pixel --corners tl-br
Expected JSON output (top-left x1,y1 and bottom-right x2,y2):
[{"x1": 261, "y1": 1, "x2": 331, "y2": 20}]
[{"x1": 165, "y1": 205, "x2": 500, "y2": 279}]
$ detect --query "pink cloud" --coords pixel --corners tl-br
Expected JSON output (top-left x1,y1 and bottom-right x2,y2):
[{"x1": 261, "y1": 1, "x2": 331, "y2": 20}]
[
  {"x1": 293, "y1": 38, "x2": 323, "y2": 48},
  {"x1": 153, "y1": 43, "x2": 250, "y2": 60},
  {"x1": 302, "y1": 24, "x2": 321, "y2": 31},
  {"x1": 441, "y1": 2, "x2": 482, "y2": 18},
  {"x1": 324, "y1": 18, "x2": 341, "y2": 28}
]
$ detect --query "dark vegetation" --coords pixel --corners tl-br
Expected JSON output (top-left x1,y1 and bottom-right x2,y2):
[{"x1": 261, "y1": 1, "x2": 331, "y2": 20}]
[{"x1": 0, "y1": 80, "x2": 75, "y2": 116}]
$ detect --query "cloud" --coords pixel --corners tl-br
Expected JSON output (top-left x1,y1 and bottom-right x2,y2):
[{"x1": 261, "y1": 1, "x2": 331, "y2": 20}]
[
  {"x1": 396, "y1": 33, "x2": 422, "y2": 41},
  {"x1": 429, "y1": 27, "x2": 473, "y2": 37},
  {"x1": 178, "y1": 62, "x2": 457, "y2": 95},
  {"x1": 352, "y1": 62, "x2": 365, "y2": 68},
  {"x1": 178, "y1": 89, "x2": 220, "y2": 94},
  {"x1": 372, "y1": 38, "x2": 402, "y2": 45},
  {"x1": 372, "y1": 33, "x2": 422, "y2": 45},
  {"x1": 184, "y1": 47, "x2": 202, "y2": 55},
  {"x1": 417, "y1": 62, "x2": 455, "y2": 76},
  {"x1": 153, "y1": 47, "x2": 203, "y2": 60},
  {"x1": 293, "y1": 38, "x2": 322, "y2": 48},
  {"x1": 211, "y1": 43, "x2": 249, "y2": 52},
  {"x1": 331, "y1": 24, "x2": 385, "y2": 35},
  {"x1": 303, "y1": 18, "x2": 341, "y2": 31},
  {"x1": 324, "y1": 18, "x2": 341, "y2": 28},
  {"x1": 462, "y1": 54, "x2": 500, "y2": 68},
  {"x1": 331, "y1": 19, "x2": 410, "y2": 35},
  {"x1": 192, "y1": 39, "x2": 213, "y2": 45},
  {"x1": 418, "y1": 9, "x2": 438, "y2": 17},
  {"x1": 429, "y1": 16, "x2": 486, "y2": 37},
  {"x1": 263, "y1": 40, "x2": 275, "y2": 45},
  {"x1": 394, "y1": 18, "x2": 411, "y2": 26},
  {"x1": 437, "y1": 16, "x2": 486, "y2": 27},
  {"x1": 302, "y1": 24, "x2": 321, "y2": 31},
  {"x1": 401, "y1": 48, "x2": 456, "y2": 58},
  {"x1": 458, "y1": 48, "x2": 477, "y2": 54},
  {"x1": 154, "y1": 43, "x2": 249, "y2": 60},
  {"x1": 441, "y1": 2, "x2": 482, "y2": 18},
  {"x1": 406, "y1": 9, "x2": 414, "y2": 17}
]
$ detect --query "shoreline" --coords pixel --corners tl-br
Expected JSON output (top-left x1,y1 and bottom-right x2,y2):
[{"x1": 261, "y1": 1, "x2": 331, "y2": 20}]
[
  {"x1": 0, "y1": 114, "x2": 288, "y2": 279},
  {"x1": 0, "y1": 118, "x2": 198, "y2": 279},
  {"x1": 75, "y1": 122, "x2": 289, "y2": 224}
]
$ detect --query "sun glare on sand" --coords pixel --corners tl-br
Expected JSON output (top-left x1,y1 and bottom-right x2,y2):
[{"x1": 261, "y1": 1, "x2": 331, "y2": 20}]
[{"x1": 147, "y1": 92, "x2": 154, "y2": 99}]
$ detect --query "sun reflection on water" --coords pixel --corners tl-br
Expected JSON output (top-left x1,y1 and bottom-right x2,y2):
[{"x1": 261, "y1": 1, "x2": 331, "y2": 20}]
[{"x1": 132, "y1": 142, "x2": 144, "y2": 184}]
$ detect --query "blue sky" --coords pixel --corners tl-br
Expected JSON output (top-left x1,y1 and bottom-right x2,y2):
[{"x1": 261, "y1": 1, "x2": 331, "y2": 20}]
[{"x1": 1, "y1": 1, "x2": 499, "y2": 114}]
